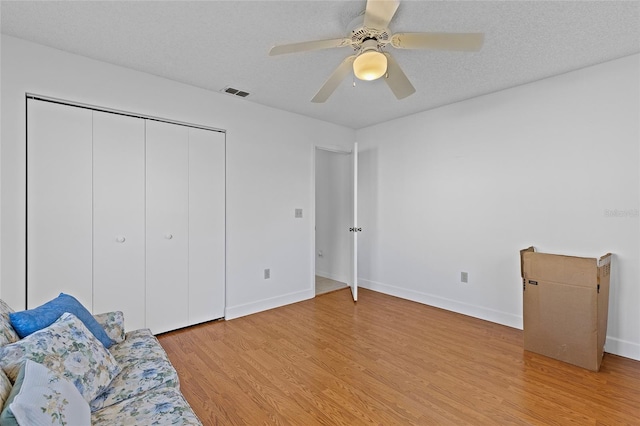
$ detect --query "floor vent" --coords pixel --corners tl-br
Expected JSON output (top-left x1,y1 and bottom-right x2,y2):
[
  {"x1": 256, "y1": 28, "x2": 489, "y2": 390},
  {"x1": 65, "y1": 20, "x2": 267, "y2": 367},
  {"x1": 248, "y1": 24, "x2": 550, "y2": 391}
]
[{"x1": 222, "y1": 87, "x2": 250, "y2": 98}]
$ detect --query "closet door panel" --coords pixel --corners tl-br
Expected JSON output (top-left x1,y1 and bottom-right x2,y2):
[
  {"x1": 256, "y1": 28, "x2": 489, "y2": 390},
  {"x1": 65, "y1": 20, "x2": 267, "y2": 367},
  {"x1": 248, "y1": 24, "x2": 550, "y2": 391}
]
[
  {"x1": 27, "y1": 100, "x2": 93, "y2": 309},
  {"x1": 188, "y1": 128, "x2": 225, "y2": 324},
  {"x1": 93, "y1": 112, "x2": 146, "y2": 330},
  {"x1": 146, "y1": 120, "x2": 189, "y2": 334}
]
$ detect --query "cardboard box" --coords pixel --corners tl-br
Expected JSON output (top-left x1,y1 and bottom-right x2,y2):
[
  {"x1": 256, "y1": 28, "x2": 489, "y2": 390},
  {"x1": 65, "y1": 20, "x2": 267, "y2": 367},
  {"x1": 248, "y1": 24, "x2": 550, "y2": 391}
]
[{"x1": 520, "y1": 247, "x2": 611, "y2": 371}]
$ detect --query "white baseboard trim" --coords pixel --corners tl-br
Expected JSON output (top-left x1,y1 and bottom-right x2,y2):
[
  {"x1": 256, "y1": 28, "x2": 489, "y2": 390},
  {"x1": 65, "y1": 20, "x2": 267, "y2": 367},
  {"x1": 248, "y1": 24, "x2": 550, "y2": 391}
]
[
  {"x1": 605, "y1": 336, "x2": 640, "y2": 361},
  {"x1": 224, "y1": 288, "x2": 315, "y2": 320},
  {"x1": 359, "y1": 278, "x2": 640, "y2": 362},
  {"x1": 358, "y1": 278, "x2": 523, "y2": 329},
  {"x1": 316, "y1": 270, "x2": 348, "y2": 284}
]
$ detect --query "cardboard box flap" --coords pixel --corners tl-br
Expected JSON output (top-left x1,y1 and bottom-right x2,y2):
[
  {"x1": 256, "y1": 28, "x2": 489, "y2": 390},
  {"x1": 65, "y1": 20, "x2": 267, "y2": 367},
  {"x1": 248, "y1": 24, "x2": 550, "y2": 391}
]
[
  {"x1": 522, "y1": 251, "x2": 598, "y2": 287},
  {"x1": 520, "y1": 246, "x2": 535, "y2": 279},
  {"x1": 598, "y1": 253, "x2": 612, "y2": 282}
]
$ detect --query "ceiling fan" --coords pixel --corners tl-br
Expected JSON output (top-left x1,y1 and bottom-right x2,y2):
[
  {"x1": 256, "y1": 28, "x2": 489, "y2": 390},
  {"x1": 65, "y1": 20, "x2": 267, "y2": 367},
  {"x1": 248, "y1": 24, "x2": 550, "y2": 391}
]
[{"x1": 269, "y1": 0, "x2": 484, "y2": 103}]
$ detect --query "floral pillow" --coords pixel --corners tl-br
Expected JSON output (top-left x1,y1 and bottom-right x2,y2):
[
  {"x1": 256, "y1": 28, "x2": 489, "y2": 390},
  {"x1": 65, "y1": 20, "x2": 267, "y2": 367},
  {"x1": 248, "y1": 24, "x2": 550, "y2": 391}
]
[
  {"x1": 93, "y1": 311, "x2": 125, "y2": 344},
  {"x1": 0, "y1": 359, "x2": 90, "y2": 426},
  {"x1": 0, "y1": 312, "x2": 122, "y2": 403}
]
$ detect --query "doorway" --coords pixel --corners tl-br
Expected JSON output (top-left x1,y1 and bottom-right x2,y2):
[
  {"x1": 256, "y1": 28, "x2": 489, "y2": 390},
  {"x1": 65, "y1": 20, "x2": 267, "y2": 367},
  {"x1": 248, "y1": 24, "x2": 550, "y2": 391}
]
[{"x1": 315, "y1": 148, "x2": 351, "y2": 296}]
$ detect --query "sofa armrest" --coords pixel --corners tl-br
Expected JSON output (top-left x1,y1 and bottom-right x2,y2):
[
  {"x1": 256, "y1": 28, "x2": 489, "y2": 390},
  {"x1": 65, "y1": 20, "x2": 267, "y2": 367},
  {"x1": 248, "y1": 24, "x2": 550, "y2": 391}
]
[{"x1": 93, "y1": 311, "x2": 125, "y2": 344}]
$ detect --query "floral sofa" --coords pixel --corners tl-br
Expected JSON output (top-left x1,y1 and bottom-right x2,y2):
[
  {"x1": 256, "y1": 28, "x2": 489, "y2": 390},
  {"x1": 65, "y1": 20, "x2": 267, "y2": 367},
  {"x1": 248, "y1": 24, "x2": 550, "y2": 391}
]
[{"x1": 0, "y1": 297, "x2": 202, "y2": 425}]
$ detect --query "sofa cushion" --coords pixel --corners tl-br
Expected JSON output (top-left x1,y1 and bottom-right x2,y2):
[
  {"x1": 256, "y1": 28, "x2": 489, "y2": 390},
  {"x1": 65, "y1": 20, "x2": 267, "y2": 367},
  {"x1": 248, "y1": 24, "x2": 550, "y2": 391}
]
[
  {"x1": 91, "y1": 387, "x2": 202, "y2": 426},
  {"x1": 0, "y1": 359, "x2": 90, "y2": 426},
  {"x1": 9, "y1": 293, "x2": 114, "y2": 348},
  {"x1": 93, "y1": 311, "x2": 126, "y2": 344},
  {"x1": 0, "y1": 299, "x2": 20, "y2": 346},
  {"x1": 90, "y1": 356, "x2": 179, "y2": 411},
  {"x1": 0, "y1": 312, "x2": 122, "y2": 403},
  {"x1": 109, "y1": 329, "x2": 172, "y2": 365}
]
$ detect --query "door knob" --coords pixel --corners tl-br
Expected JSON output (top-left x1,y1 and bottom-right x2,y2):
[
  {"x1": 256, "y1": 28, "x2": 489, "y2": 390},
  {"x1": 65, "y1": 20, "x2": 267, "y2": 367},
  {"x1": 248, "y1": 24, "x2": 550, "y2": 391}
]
[
  {"x1": 115, "y1": 236, "x2": 126, "y2": 243},
  {"x1": 165, "y1": 234, "x2": 173, "y2": 240}
]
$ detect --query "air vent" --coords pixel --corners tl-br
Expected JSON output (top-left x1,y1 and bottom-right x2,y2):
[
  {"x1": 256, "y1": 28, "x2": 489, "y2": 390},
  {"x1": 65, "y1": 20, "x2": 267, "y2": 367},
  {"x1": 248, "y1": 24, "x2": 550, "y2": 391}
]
[{"x1": 222, "y1": 87, "x2": 250, "y2": 98}]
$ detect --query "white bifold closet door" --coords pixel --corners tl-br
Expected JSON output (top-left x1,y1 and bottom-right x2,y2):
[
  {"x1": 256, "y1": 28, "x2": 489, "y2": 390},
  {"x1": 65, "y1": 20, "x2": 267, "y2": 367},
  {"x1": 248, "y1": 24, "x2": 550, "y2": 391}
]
[
  {"x1": 27, "y1": 100, "x2": 93, "y2": 309},
  {"x1": 92, "y1": 111, "x2": 146, "y2": 331},
  {"x1": 188, "y1": 128, "x2": 226, "y2": 325},
  {"x1": 145, "y1": 122, "x2": 225, "y2": 334},
  {"x1": 27, "y1": 99, "x2": 225, "y2": 334},
  {"x1": 145, "y1": 121, "x2": 190, "y2": 334}
]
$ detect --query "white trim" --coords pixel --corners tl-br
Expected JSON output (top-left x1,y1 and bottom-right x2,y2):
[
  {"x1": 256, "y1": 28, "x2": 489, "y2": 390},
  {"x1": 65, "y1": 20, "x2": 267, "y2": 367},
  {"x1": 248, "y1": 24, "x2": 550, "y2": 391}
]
[
  {"x1": 359, "y1": 278, "x2": 640, "y2": 361},
  {"x1": 605, "y1": 336, "x2": 640, "y2": 361},
  {"x1": 26, "y1": 93, "x2": 225, "y2": 134},
  {"x1": 224, "y1": 289, "x2": 314, "y2": 320},
  {"x1": 358, "y1": 278, "x2": 522, "y2": 329},
  {"x1": 316, "y1": 145, "x2": 351, "y2": 155},
  {"x1": 316, "y1": 270, "x2": 349, "y2": 284},
  {"x1": 311, "y1": 145, "x2": 317, "y2": 295}
]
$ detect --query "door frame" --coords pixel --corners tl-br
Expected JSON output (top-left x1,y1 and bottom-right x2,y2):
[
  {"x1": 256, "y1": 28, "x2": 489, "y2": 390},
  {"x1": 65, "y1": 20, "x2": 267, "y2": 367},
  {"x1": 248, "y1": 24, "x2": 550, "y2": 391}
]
[{"x1": 311, "y1": 144, "x2": 355, "y2": 299}]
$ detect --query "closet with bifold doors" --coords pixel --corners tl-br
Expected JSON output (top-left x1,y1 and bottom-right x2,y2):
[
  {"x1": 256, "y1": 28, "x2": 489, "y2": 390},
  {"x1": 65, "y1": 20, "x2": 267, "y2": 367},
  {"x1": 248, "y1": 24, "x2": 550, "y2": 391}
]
[{"x1": 27, "y1": 97, "x2": 225, "y2": 334}]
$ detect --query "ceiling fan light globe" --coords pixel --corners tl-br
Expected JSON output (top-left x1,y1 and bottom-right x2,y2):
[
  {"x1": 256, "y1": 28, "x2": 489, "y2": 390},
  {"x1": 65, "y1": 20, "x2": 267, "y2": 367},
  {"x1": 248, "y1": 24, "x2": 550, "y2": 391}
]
[{"x1": 353, "y1": 50, "x2": 387, "y2": 81}]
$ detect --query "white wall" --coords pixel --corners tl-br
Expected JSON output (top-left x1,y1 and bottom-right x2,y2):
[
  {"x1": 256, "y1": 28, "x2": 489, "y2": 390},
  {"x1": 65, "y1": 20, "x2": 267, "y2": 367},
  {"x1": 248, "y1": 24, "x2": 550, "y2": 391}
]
[
  {"x1": 315, "y1": 149, "x2": 351, "y2": 283},
  {"x1": 3, "y1": 36, "x2": 638, "y2": 361},
  {"x1": 0, "y1": 36, "x2": 355, "y2": 318},
  {"x1": 356, "y1": 54, "x2": 640, "y2": 361}
]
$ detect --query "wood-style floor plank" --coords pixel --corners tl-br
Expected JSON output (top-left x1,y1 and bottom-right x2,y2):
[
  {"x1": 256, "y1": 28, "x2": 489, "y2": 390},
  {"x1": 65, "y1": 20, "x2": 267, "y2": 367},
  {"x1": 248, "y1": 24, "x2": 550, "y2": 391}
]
[{"x1": 158, "y1": 288, "x2": 640, "y2": 425}]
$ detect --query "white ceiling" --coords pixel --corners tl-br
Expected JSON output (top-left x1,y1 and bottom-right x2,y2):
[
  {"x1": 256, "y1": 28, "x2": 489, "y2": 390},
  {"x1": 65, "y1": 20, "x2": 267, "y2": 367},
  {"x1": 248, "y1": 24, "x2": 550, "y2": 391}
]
[{"x1": 1, "y1": 1, "x2": 639, "y2": 129}]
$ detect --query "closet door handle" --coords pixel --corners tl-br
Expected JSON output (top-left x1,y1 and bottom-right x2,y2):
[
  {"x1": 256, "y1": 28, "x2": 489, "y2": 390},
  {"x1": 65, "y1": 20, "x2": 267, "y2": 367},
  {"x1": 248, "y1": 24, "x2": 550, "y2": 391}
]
[
  {"x1": 165, "y1": 233, "x2": 173, "y2": 240},
  {"x1": 115, "y1": 236, "x2": 126, "y2": 243}
]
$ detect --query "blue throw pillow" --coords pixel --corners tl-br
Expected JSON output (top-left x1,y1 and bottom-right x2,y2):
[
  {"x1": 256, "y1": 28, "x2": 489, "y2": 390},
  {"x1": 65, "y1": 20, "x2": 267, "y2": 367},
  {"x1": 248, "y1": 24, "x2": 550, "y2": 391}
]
[{"x1": 9, "y1": 293, "x2": 114, "y2": 348}]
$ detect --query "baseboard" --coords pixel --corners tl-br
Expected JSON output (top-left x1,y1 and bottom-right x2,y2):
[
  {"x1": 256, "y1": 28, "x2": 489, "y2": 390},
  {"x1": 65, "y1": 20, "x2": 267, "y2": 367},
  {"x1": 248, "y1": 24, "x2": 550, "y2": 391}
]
[
  {"x1": 316, "y1": 270, "x2": 348, "y2": 283},
  {"x1": 605, "y1": 336, "x2": 640, "y2": 361},
  {"x1": 358, "y1": 278, "x2": 523, "y2": 329},
  {"x1": 359, "y1": 278, "x2": 640, "y2": 362},
  {"x1": 225, "y1": 288, "x2": 315, "y2": 320}
]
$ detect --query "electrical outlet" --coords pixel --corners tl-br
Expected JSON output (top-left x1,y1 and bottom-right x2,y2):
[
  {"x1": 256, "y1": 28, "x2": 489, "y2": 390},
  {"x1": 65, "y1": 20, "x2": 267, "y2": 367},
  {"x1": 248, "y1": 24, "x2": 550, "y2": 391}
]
[
  {"x1": 461, "y1": 272, "x2": 468, "y2": 283},
  {"x1": 264, "y1": 269, "x2": 270, "y2": 279},
  {"x1": 295, "y1": 208, "x2": 303, "y2": 218}
]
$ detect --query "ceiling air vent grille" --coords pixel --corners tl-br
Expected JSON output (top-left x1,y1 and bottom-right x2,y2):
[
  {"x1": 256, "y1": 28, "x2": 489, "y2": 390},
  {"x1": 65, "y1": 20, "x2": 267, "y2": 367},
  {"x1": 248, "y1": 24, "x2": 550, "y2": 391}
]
[{"x1": 222, "y1": 87, "x2": 250, "y2": 98}]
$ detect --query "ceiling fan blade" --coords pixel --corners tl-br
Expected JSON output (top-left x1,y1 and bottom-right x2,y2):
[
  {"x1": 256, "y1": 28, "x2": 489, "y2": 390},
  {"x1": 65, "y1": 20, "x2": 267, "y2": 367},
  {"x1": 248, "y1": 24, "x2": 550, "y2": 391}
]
[
  {"x1": 391, "y1": 32, "x2": 485, "y2": 51},
  {"x1": 364, "y1": 0, "x2": 400, "y2": 30},
  {"x1": 382, "y1": 52, "x2": 415, "y2": 100},
  {"x1": 269, "y1": 38, "x2": 353, "y2": 56},
  {"x1": 311, "y1": 55, "x2": 356, "y2": 103}
]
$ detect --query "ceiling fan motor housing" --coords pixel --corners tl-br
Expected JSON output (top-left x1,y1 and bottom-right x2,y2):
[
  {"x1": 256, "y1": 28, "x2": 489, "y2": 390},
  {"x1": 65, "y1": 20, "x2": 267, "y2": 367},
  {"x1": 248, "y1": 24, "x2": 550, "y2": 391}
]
[{"x1": 348, "y1": 13, "x2": 390, "y2": 52}]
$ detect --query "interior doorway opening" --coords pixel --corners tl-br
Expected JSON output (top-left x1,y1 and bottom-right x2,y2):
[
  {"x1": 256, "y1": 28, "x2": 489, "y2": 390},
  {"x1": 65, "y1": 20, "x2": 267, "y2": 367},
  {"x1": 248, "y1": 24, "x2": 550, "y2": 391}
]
[{"x1": 315, "y1": 147, "x2": 351, "y2": 296}]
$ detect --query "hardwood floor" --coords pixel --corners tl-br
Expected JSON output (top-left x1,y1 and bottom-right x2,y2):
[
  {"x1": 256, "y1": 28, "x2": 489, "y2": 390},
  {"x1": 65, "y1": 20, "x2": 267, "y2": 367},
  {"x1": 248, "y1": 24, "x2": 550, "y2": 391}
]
[{"x1": 158, "y1": 288, "x2": 640, "y2": 425}]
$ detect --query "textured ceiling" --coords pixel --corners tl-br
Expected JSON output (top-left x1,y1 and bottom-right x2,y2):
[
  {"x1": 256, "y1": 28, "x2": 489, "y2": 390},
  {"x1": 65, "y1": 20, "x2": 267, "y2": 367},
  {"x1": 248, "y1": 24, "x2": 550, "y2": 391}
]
[{"x1": 1, "y1": 1, "x2": 639, "y2": 129}]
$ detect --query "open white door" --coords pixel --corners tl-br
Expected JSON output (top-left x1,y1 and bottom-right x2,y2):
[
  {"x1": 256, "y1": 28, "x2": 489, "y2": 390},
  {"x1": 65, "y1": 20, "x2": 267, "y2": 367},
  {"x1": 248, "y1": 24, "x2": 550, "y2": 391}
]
[{"x1": 350, "y1": 143, "x2": 358, "y2": 302}]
